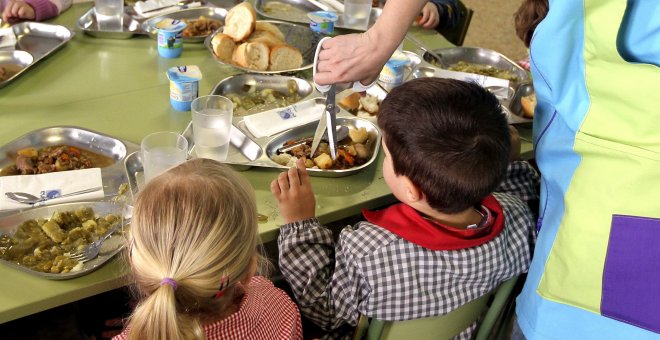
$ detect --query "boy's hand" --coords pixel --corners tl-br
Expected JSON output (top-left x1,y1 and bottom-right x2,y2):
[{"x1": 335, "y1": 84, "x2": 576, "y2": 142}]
[
  {"x1": 418, "y1": 2, "x2": 439, "y2": 29},
  {"x1": 509, "y1": 125, "x2": 521, "y2": 161},
  {"x1": 271, "y1": 158, "x2": 316, "y2": 224},
  {"x1": 2, "y1": 0, "x2": 36, "y2": 22}
]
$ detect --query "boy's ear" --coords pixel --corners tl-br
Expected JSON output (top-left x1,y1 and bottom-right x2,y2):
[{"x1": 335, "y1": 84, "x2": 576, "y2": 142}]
[{"x1": 403, "y1": 177, "x2": 423, "y2": 203}]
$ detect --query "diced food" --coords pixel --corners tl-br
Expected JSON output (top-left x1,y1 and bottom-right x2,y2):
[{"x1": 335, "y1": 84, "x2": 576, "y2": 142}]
[{"x1": 0, "y1": 145, "x2": 114, "y2": 176}]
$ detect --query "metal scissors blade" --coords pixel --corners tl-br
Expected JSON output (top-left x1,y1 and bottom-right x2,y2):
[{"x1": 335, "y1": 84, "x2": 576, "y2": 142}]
[{"x1": 310, "y1": 84, "x2": 338, "y2": 159}]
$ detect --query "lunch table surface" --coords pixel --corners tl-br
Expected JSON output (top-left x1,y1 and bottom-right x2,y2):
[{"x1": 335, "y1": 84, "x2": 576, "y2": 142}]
[{"x1": 0, "y1": 2, "x2": 533, "y2": 324}]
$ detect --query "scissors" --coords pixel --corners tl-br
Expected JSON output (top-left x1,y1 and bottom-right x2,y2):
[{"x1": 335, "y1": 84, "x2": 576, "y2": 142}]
[{"x1": 310, "y1": 37, "x2": 377, "y2": 160}]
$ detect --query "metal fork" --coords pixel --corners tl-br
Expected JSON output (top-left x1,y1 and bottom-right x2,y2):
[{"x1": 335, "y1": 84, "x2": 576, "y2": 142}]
[{"x1": 68, "y1": 218, "x2": 130, "y2": 263}]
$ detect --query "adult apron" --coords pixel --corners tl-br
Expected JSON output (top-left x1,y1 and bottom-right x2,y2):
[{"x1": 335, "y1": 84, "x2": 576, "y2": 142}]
[{"x1": 515, "y1": 0, "x2": 660, "y2": 338}]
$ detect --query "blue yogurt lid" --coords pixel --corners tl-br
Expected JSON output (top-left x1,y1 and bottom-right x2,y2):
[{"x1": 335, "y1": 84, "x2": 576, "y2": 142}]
[
  {"x1": 308, "y1": 11, "x2": 338, "y2": 23},
  {"x1": 167, "y1": 65, "x2": 202, "y2": 82},
  {"x1": 156, "y1": 18, "x2": 187, "y2": 32}
]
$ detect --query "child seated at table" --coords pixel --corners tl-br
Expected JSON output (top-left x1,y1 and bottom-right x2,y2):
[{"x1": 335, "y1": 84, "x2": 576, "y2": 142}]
[
  {"x1": 271, "y1": 78, "x2": 539, "y2": 339},
  {"x1": 114, "y1": 159, "x2": 302, "y2": 340},
  {"x1": 2, "y1": 0, "x2": 71, "y2": 23}
]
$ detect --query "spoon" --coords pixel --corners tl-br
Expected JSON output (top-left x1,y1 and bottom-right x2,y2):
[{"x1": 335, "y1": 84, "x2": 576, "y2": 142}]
[{"x1": 5, "y1": 186, "x2": 103, "y2": 205}]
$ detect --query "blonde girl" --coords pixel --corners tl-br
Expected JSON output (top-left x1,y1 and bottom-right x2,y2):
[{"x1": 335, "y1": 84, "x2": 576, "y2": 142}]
[{"x1": 114, "y1": 158, "x2": 302, "y2": 340}]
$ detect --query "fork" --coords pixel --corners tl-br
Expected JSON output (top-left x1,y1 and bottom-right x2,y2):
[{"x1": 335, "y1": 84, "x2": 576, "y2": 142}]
[
  {"x1": 68, "y1": 218, "x2": 130, "y2": 263},
  {"x1": 5, "y1": 186, "x2": 103, "y2": 205}
]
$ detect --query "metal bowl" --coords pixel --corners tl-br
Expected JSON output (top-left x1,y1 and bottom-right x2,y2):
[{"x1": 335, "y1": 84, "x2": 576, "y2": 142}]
[
  {"x1": 141, "y1": 7, "x2": 227, "y2": 43},
  {"x1": 205, "y1": 20, "x2": 323, "y2": 74},
  {"x1": 506, "y1": 82, "x2": 534, "y2": 124},
  {"x1": 77, "y1": 8, "x2": 142, "y2": 39}
]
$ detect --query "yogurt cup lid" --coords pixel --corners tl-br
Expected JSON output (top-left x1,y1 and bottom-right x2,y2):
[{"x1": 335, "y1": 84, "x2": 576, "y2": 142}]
[
  {"x1": 385, "y1": 50, "x2": 411, "y2": 69},
  {"x1": 167, "y1": 65, "x2": 202, "y2": 82},
  {"x1": 156, "y1": 18, "x2": 187, "y2": 32},
  {"x1": 308, "y1": 11, "x2": 339, "y2": 23}
]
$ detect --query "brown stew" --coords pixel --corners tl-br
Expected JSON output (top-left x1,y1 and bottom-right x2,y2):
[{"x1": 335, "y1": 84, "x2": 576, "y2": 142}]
[{"x1": 0, "y1": 145, "x2": 115, "y2": 176}]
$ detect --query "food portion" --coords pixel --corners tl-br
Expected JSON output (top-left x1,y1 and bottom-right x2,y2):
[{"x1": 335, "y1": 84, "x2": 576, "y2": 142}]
[
  {"x1": 338, "y1": 93, "x2": 380, "y2": 117},
  {"x1": 211, "y1": 2, "x2": 304, "y2": 72},
  {"x1": 271, "y1": 127, "x2": 372, "y2": 170},
  {"x1": 520, "y1": 93, "x2": 536, "y2": 118},
  {"x1": 0, "y1": 207, "x2": 122, "y2": 274},
  {"x1": 0, "y1": 64, "x2": 22, "y2": 82},
  {"x1": 0, "y1": 145, "x2": 114, "y2": 176},
  {"x1": 225, "y1": 80, "x2": 302, "y2": 116},
  {"x1": 181, "y1": 16, "x2": 222, "y2": 37}
]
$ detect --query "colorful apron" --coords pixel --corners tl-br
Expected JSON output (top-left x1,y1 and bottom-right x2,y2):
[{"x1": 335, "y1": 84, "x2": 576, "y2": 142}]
[{"x1": 515, "y1": 0, "x2": 660, "y2": 338}]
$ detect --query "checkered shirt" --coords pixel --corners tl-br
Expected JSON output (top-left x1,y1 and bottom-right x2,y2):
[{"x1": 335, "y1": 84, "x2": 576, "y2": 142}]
[{"x1": 278, "y1": 161, "x2": 539, "y2": 339}]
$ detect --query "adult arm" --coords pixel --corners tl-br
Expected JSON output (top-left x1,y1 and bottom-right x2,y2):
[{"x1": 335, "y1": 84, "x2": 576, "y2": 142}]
[{"x1": 314, "y1": 0, "x2": 428, "y2": 86}]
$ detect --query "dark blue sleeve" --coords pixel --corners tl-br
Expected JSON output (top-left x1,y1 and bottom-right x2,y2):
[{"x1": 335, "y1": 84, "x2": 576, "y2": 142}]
[{"x1": 430, "y1": 0, "x2": 459, "y2": 29}]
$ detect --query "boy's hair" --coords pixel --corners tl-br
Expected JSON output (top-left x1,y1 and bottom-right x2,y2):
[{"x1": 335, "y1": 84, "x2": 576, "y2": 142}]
[
  {"x1": 378, "y1": 78, "x2": 510, "y2": 214},
  {"x1": 126, "y1": 158, "x2": 262, "y2": 340},
  {"x1": 514, "y1": 0, "x2": 549, "y2": 47}
]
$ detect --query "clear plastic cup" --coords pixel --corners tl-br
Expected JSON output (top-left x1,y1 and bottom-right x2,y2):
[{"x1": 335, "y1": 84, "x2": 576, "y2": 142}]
[
  {"x1": 343, "y1": 0, "x2": 371, "y2": 30},
  {"x1": 141, "y1": 131, "x2": 188, "y2": 183},
  {"x1": 95, "y1": 0, "x2": 124, "y2": 31},
  {"x1": 191, "y1": 95, "x2": 234, "y2": 161}
]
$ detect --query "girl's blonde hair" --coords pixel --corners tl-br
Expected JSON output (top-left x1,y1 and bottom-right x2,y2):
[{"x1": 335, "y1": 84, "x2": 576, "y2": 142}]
[{"x1": 126, "y1": 158, "x2": 260, "y2": 340}]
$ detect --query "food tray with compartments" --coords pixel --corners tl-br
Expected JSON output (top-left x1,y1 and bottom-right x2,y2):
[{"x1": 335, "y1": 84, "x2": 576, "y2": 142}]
[
  {"x1": 254, "y1": 0, "x2": 382, "y2": 31},
  {"x1": 0, "y1": 201, "x2": 131, "y2": 280},
  {"x1": 0, "y1": 126, "x2": 140, "y2": 210},
  {"x1": 0, "y1": 22, "x2": 74, "y2": 88}
]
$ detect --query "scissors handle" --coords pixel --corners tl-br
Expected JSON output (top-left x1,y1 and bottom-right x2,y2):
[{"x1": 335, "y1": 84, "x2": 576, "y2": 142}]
[{"x1": 313, "y1": 37, "x2": 377, "y2": 94}]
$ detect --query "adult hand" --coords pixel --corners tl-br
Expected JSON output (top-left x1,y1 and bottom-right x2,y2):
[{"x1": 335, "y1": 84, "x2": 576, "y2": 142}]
[
  {"x1": 313, "y1": 31, "x2": 390, "y2": 86},
  {"x1": 418, "y1": 2, "x2": 439, "y2": 29},
  {"x1": 2, "y1": 0, "x2": 36, "y2": 22},
  {"x1": 271, "y1": 158, "x2": 317, "y2": 224}
]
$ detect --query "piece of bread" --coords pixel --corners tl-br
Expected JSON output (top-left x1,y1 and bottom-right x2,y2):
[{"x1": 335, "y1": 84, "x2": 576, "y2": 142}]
[
  {"x1": 232, "y1": 42, "x2": 270, "y2": 71},
  {"x1": 211, "y1": 33, "x2": 236, "y2": 62},
  {"x1": 247, "y1": 30, "x2": 284, "y2": 48},
  {"x1": 339, "y1": 92, "x2": 361, "y2": 113},
  {"x1": 521, "y1": 93, "x2": 536, "y2": 118},
  {"x1": 269, "y1": 44, "x2": 303, "y2": 71},
  {"x1": 255, "y1": 21, "x2": 285, "y2": 41},
  {"x1": 224, "y1": 2, "x2": 256, "y2": 42}
]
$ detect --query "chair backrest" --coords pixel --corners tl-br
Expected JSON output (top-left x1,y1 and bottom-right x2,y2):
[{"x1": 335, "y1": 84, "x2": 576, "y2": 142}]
[
  {"x1": 436, "y1": 0, "x2": 474, "y2": 46},
  {"x1": 353, "y1": 275, "x2": 519, "y2": 340}
]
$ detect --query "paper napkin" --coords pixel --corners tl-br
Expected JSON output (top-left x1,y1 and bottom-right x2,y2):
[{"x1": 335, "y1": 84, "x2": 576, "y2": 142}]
[
  {"x1": 0, "y1": 168, "x2": 104, "y2": 211},
  {"x1": 243, "y1": 99, "x2": 325, "y2": 138},
  {"x1": 133, "y1": 0, "x2": 202, "y2": 18}
]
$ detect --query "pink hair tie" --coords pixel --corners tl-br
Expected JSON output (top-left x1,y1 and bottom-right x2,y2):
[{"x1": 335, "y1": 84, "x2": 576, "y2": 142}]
[{"x1": 160, "y1": 277, "x2": 178, "y2": 290}]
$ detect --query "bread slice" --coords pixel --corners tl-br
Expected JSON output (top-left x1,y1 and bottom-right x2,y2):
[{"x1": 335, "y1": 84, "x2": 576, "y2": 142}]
[
  {"x1": 211, "y1": 33, "x2": 236, "y2": 62},
  {"x1": 224, "y1": 2, "x2": 256, "y2": 42},
  {"x1": 269, "y1": 44, "x2": 303, "y2": 71},
  {"x1": 233, "y1": 42, "x2": 270, "y2": 71},
  {"x1": 255, "y1": 21, "x2": 285, "y2": 41},
  {"x1": 247, "y1": 30, "x2": 284, "y2": 48},
  {"x1": 520, "y1": 93, "x2": 536, "y2": 118}
]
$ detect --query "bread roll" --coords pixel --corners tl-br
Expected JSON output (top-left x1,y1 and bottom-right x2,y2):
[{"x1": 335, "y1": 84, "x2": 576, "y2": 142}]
[
  {"x1": 211, "y1": 34, "x2": 236, "y2": 62},
  {"x1": 269, "y1": 44, "x2": 303, "y2": 71},
  {"x1": 224, "y1": 2, "x2": 256, "y2": 42},
  {"x1": 255, "y1": 21, "x2": 285, "y2": 41},
  {"x1": 339, "y1": 92, "x2": 361, "y2": 113},
  {"x1": 521, "y1": 93, "x2": 537, "y2": 118},
  {"x1": 247, "y1": 30, "x2": 284, "y2": 47},
  {"x1": 233, "y1": 42, "x2": 270, "y2": 71}
]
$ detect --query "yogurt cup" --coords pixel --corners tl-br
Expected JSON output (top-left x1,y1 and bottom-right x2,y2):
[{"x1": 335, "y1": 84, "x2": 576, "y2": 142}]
[
  {"x1": 166, "y1": 65, "x2": 202, "y2": 111},
  {"x1": 379, "y1": 50, "x2": 411, "y2": 86},
  {"x1": 308, "y1": 11, "x2": 338, "y2": 34},
  {"x1": 156, "y1": 19, "x2": 187, "y2": 58}
]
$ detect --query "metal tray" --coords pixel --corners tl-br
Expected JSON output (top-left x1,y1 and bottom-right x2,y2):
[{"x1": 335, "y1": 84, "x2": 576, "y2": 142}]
[
  {"x1": 254, "y1": 0, "x2": 382, "y2": 31},
  {"x1": 506, "y1": 82, "x2": 533, "y2": 124},
  {"x1": 0, "y1": 50, "x2": 34, "y2": 88},
  {"x1": 205, "y1": 20, "x2": 322, "y2": 74},
  {"x1": 0, "y1": 126, "x2": 140, "y2": 207},
  {"x1": 336, "y1": 82, "x2": 387, "y2": 121},
  {"x1": 212, "y1": 73, "x2": 315, "y2": 116},
  {"x1": 78, "y1": 7, "x2": 144, "y2": 39},
  {"x1": 141, "y1": 7, "x2": 227, "y2": 42},
  {"x1": 0, "y1": 201, "x2": 131, "y2": 280},
  {"x1": 0, "y1": 22, "x2": 73, "y2": 88}
]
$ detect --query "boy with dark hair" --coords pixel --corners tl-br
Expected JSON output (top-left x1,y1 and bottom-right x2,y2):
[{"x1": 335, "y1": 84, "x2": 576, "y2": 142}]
[{"x1": 271, "y1": 78, "x2": 539, "y2": 339}]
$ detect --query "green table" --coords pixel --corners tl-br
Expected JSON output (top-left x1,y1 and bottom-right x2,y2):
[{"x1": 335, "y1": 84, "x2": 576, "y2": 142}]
[{"x1": 0, "y1": 3, "x2": 532, "y2": 324}]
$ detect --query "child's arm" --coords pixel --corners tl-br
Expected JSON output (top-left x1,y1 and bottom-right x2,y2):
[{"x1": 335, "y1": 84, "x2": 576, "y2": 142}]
[
  {"x1": 427, "y1": 0, "x2": 459, "y2": 29},
  {"x1": 2, "y1": 0, "x2": 70, "y2": 22},
  {"x1": 272, "y1": 159, "x2": 366, "y2": 330}
]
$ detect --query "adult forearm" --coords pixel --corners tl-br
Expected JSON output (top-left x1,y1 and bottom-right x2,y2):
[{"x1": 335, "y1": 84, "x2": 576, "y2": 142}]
[{"x1": 368, "y1": 0, "x2": 428, "y2": 55}]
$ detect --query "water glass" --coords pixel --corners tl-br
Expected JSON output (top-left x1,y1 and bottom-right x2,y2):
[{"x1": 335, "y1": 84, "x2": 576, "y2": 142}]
[
  {"x1": 141, "y1": 132, "x2": 188, "y2": 183},
  {"x1": 95, "y1": 0, "x2": 124, "y2": 31},
  {"x1": 191, "y1": 95, "x2": 233, "y2": 161},
  {"x1": 343, "y1": 0, "x2": 371, "y2": 30}
]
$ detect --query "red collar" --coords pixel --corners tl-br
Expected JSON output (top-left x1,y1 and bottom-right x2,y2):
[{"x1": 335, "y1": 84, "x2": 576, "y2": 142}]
[{"x1": 362, "y1": 195, "x2": 505, "y2": 250}]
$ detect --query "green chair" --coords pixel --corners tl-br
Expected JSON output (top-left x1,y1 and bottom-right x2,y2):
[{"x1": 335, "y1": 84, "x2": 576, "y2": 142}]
[
  {"x1": 436, "y1": 0, "x2": 474, "y2": 46},
  {"x1": 353, "y1": 275, "x2": 519, "y2": 340}
]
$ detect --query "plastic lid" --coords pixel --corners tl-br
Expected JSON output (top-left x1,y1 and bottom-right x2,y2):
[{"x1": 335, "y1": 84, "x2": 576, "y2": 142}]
[
  {"x1": 167, "y1": 65, "x2": 202, "y2": 82},
  {"x1": 155, "y1": 18, "x2": 187, "y2": 32},
  {"x1": 308, "y1": 11, "x2": 339, "y2": 23}
]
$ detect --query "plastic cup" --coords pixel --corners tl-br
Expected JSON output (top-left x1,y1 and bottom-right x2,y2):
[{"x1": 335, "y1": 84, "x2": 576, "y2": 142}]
[
  {"x1": 156, "y1": 19, "x2": 187, "y2": 58},
  {"x1": 191, "y1": 95, "x2": 233, "y2": 161},
  {"x1": 141, "y1": 131, "x2": 188, "y2": 182},
  {"x1": 166, "y1": 65, "x2": 202, "y2": 111},
  {"x1": 343, "y1": 0, "x2": 371, "y2": 30},
  {"x1": 95, "y1": 0, "x2": 124, "y2": 31},
  {"x1": 308, "y1": 11, "x2": 338, "y2": 34}
]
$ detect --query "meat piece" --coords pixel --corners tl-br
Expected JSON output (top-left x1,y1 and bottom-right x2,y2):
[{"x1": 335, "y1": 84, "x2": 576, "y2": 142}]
[{"x1": 15, "y1": 155, "x2": 36, "y2": 175}]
